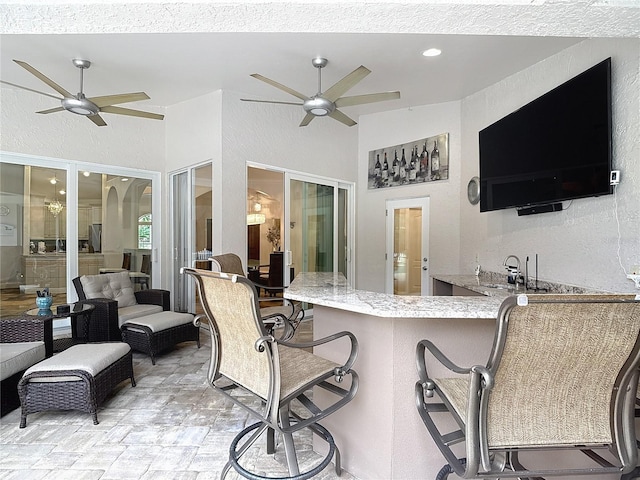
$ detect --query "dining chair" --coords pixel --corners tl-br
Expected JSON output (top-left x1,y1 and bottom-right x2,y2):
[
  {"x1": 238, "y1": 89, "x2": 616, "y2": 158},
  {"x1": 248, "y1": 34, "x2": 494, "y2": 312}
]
[
  {"x1": 416, "y1": 294, "x2": 640, "y2": 479},
  {"x1": 208, "y1": 253, "x2": 303, "y2": 340}
]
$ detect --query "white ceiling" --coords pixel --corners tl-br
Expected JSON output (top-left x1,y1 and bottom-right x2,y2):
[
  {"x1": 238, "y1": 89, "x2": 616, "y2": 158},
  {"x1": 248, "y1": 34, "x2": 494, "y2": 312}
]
[
  {"x1": 0, "y1": 33, "x2": 584, "y2": 121},
  {"x1": 1, "y1": 1, "x2": 638, "y2": 123}
]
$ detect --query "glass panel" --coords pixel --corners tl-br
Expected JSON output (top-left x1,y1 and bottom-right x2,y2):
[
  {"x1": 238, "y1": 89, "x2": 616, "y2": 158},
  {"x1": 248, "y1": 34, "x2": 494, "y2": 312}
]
[
  {"x1": 290, "y1": 179, "x2": 334, "y2": 274},
  {"x1": 338, "y1": 187, "x2": 348, "y2": 278},
  {"x1": 194, "y1": 164, "x2": 213, "y2": 260},
  {"x1": 89, "y1": 174, "x2": 153, "y2": 290},
  {"x1": 247, "y1": 167, "x2": 284, "y2": 275},
  {"x1": 0, "y1": 164, "x2": 69, "y2": 316},
  {"x1": 171, "y1": 163, "x2": 212, "y2": 313},
  {"x1": 393, "y1": 207, "x2": 422, "y2": 295},
  {"x1": 172, "y1": 171, "x2": 189, "y2": 312}
]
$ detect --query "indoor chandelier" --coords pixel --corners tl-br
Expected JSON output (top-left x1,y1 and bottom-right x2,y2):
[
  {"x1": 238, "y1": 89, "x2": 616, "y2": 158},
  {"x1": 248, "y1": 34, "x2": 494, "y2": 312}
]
[{"x1": 48, "y1": 176, "x2": 64, "y2": 217}]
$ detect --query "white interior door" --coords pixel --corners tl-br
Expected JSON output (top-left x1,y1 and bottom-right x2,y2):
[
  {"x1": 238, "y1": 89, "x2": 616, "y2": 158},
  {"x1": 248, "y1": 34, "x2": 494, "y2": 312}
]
[{"x1": 385, "y1": 197, "x2": 430, "y2": 295}]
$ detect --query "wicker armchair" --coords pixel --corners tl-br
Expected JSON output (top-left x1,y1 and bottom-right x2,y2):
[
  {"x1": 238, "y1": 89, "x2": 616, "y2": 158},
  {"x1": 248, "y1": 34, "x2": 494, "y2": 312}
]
[
  {"x1": 73, "y1": 272, "x2": 170, "y2": 342},
  {"x1": 1, "y1": 315, "x2": 51, "y2": 415},
  {"x1": 0, "y1": 315, "x2": 52, "y2": 358},
  {"x1": 416, "y1": 294, "x2": 640, "y2": 479},
  {"x1": 207, "y1": 253, "x2": 304, "y2": 340},
  {"x1": 182, "y1": 268, "x2": 358, "y2": 479}
]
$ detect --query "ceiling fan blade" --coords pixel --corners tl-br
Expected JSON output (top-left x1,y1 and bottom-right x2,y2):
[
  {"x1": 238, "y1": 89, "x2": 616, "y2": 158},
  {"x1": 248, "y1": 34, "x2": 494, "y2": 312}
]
[
  {"x1": 323, "y1": 65, "x2": 371, "y2": 102},
  {"x1": 241, "y1": 98, "x2": 303, "y2": 106},
  {"x1": 299, "y1": 113, "x2": 315, "y2": 127},
  {"x1": 89, "y1": 92, "x2": 150, "y2": 107},
  {"x1": 36, "y1": 106, "x2": 65, "y2": 114},
  {"x1": 13, "y1": 60, "x2": 74, "y2": 98},
  {"x1": 0, "y1": 80, "x2": 62, "y2": 101},
  {"x1": 250, "y1": 74, "x2": 309, "y2": 101},
  {"x1": 335, "y1": 91, "x2": 401, "y2": 108},
  {"x1": 100, "y1": 105, "x2": 164, "y2": 120},
  {"x1": 328, "y1": 109, "x2": 357, "y2": 127},
  {"x1": 88, "y1": 114, "x2": 107, "y2": 127}
]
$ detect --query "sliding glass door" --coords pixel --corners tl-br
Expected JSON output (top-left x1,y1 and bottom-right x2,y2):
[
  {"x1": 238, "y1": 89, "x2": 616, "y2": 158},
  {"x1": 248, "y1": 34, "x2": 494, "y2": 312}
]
[
  {"x1": 284, "y1": 172, "x2": 352, "y2": 284},
  {"x1": 170, "y1": 163, "x2": 212, "y2": 313},
  {"x1": 0, "y1": 154, "x2": 160, "y2": 318}
]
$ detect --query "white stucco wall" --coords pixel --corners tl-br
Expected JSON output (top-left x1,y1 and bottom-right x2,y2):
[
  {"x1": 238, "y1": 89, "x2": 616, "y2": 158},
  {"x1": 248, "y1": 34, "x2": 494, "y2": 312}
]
[
  {"x1": 459, "y1": 38, "x2": 640, "y2": 294},
  {"x1": 357, "y1": 101, "x2": 462, "y2": 293},
  {"x1": 215, "y1": 89, "x2": 358, "y2": 261},
  {"x1": 0, "y1": 87, "x2": 166, "y2": 169}
]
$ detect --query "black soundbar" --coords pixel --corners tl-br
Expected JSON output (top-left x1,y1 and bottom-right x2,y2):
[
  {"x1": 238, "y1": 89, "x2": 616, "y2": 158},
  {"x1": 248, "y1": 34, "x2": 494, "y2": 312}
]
[{"x1": 517, "y1": 203, "x2": 563, "y2": 216}]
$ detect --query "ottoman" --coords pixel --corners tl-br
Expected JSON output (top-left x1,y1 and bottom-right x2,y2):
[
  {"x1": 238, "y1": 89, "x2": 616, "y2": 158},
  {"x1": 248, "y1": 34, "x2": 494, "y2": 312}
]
[
  {"x1": 120, "y1": 311, "x2": 200, "y2": 365},
  {"x1": 18, "y1": 342, "x2": 135, "y2": 427}
]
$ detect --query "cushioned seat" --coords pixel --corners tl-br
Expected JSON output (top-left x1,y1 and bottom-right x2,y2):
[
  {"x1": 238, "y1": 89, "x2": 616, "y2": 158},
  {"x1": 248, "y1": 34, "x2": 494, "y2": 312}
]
[
  {"x1": 121, "y1": 311, "x2": 200, "y2": 364},
  {"x1": 1, "y1": 342, "x2": 46, "y2": 381},
  {"x1": 117, "y1": 304, "x2": 164, "y2": 325},
  {"x1": 18, "y1": 342, "x2": 135, "y2": 427},
  {"x1": 73, "y1": 271, "x2": 169, "y2": 342}
]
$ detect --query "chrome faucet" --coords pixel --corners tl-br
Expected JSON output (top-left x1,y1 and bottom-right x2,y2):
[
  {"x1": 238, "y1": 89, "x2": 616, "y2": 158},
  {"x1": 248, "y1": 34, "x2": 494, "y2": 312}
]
[{"x1": 503, "y1": 255, "x2": 521, "y2": 285}]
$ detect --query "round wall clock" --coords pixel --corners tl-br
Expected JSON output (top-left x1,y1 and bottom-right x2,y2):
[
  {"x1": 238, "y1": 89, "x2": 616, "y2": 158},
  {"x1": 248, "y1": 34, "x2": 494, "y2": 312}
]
[
  {"x1": 467, "y1": 177, "x2": 480, "y2": 205},
  {"x1": 0, "y1": 205, "x2": 10, "y2": 216}
]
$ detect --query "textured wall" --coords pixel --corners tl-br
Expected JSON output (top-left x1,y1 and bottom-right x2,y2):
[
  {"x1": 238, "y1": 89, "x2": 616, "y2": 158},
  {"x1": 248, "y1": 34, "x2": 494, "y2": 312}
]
[
  {"x1": 357, "y1": 101, "x2": 462, "y2": 293},
  {"x1": 459, "y1": 38, "x2": 640, "y2": 293}
]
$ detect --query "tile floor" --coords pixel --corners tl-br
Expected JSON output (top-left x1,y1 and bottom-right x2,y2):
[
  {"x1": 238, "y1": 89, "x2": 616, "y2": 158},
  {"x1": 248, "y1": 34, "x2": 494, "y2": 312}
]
[{"x1": 0, "y1": 320, "x2": 357, "y2": 480}]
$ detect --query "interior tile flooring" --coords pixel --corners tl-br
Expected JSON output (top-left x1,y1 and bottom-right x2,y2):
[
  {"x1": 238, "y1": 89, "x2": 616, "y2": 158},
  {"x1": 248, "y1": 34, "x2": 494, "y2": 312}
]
[{"x1": 0, "y1": 319, "x2": 357, "y2": 480}]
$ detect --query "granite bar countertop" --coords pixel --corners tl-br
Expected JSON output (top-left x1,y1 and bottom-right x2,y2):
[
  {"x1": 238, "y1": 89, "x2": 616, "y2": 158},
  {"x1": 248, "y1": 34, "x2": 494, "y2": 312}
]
[
  {"x1": 285, "y1": 272, "x2": 504, "y2": 319},
  {"x1": 431, "y1": 272, "x2": 606, "y2": 296}
]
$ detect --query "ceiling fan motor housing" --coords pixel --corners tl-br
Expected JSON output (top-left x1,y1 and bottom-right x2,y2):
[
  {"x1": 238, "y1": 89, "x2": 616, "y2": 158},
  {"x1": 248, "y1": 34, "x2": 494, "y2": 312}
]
[
  {"x1": 62, "y1": 95, "x2": 99, "y2": 116},
  {"x1": 303, "y1": 96, "x2": 335, "y2": 116}
]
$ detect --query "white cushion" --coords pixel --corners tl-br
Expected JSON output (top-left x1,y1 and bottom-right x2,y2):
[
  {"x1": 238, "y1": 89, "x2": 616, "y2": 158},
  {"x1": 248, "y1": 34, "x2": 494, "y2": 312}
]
[
  {"x1": 118, "y1": 304, "x2": 164, "y2": 327},
  {"x1": 122, "y1": 311, "x2": 194, "y2": 332},
  {"x1": 24, "y1": 343, "x2": 130, "y2": 380},
  {"x1": 80, "y1": 271, "x2": 137, "y2": 308},
  {"x1": 0, "y1": 342, "x2": 46, "y2": 381}
]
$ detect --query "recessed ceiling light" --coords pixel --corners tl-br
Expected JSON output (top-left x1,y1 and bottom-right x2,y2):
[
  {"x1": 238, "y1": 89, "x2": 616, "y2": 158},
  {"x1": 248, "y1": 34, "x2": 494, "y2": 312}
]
[
  {"x1": 83, "y1": 171, "x2": 91, "y2": 177},
  {"x1": 59, "y1": 190, "x2": 66, "y2": 195},
  {"x1": 121, "y1": 177, "x2": 129, "y2": 182},
  {"x1": 50, "y1": 178, "x2": 58, "y2": 185},
  {"x1": 422, "y1": 48, "x2": 442, "y2": 57}
]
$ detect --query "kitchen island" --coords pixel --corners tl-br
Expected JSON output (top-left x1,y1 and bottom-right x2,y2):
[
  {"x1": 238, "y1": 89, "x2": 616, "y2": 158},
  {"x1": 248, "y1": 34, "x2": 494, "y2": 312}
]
[
  {"x1": 285, "y1": 273, "x2": 505, "y2": 479},
  {"x1": 22, "y1": 254, "x2": 104, "y2": 292},
  {"x1": 286, "y1": 273, "x2": 619, "y2": 479}
]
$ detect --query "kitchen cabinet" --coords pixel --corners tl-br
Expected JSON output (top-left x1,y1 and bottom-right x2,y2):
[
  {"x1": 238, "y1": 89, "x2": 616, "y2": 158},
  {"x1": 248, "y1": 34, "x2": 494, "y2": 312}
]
[
  {"x1": 78, "y1": 207, "x2": 91, "y2": 239},
  {"x1": 30, "y1": 205, "x2": 45, "y2": 238},
  {"x1": 44, "y1": 208, "x2": 66, "y2": 239}
]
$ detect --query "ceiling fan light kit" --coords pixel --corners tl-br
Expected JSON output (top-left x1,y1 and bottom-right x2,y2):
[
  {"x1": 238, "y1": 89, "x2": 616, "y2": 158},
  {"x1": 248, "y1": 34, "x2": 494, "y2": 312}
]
[
  {"x1": 242, "y1": 57, "x2": 400, "y2": 127},
  {"x1": 1, "y1": 58, "x2": 164, "y2": 126}
]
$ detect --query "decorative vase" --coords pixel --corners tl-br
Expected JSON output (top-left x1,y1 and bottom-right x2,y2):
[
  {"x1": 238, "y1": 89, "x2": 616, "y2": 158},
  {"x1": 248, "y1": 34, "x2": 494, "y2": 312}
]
[{"x1": 35, "y1": 296, "x2": 53, "y2": 310}]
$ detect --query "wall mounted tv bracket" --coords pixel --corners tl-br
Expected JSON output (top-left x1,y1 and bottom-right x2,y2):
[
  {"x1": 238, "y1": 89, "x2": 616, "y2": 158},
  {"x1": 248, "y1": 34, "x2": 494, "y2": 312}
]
[{"x1": 517, "y1": 203, "x2": 563, "y2": 216}]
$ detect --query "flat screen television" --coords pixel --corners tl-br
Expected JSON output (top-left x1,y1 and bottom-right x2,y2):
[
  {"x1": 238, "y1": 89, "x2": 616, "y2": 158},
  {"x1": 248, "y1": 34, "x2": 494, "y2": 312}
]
[{"x1": 479, "y1": 57, "x2": 612, "y2": 215}]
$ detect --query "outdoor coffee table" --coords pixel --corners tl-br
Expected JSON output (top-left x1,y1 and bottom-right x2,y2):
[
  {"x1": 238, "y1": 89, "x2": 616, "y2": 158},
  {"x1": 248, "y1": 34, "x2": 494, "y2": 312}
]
[{"x1": 24, "y1": 303, "x2": 94, "y2": 352}]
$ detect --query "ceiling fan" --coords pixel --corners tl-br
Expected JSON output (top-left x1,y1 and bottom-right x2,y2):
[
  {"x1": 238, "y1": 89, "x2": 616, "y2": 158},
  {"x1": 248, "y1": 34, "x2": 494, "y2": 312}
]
[
  {"x1": 241, "y1": 57, "x2": 400, "y2": 127},
  {"x1": 1, "y1": 58, "x2": 164, "y2": 127}
]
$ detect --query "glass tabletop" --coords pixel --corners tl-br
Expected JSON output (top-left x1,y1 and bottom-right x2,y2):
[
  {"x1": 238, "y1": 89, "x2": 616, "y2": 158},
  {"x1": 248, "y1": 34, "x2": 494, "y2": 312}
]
[{"x1": 25, "y1": 302, "x2": 94, "y2": 318}]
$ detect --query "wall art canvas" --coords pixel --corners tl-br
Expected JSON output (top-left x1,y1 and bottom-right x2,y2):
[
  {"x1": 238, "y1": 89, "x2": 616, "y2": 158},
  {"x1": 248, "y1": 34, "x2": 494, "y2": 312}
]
[{"x1": 367, "y1": 133, "x2": 449, "y2": 189}]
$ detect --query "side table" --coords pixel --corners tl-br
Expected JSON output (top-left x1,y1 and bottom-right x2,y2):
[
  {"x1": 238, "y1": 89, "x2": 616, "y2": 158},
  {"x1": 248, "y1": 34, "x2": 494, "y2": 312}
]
[{"x1": 24, "y1": 303, "x2": 95, "y2": 353}]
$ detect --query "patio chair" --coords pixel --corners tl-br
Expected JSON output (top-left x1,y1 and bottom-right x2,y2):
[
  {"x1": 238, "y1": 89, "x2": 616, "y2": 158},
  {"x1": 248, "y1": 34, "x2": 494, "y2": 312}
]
[
  {"x1": 416, "y1": 294, "x2": 640, "y2": 479},
  {"x1": 182, "y1": 267, "x2": 359, "y2": 480},
  {"x1": 208, "y1": 253, "x2": 304, "y2": 340},
  {"x1": 73, "y1": 271, "x2": 169, "y2": 341}
]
